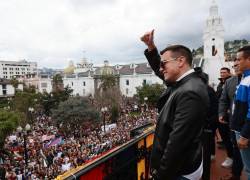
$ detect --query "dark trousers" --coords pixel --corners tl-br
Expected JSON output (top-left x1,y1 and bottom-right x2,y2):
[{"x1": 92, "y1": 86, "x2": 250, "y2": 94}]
[
  {"x1": 202, "y1": 129, "x2": 213, "y2": 180},
  {"x1": 231, "y1": 131, "x2": 244, "y2": 177},
  {"x1": 218, "y1": 123, "x2": 233, "y2": 158},
  {"x1": 211, "y1": 126, "x2": 216, "y2": 156}
]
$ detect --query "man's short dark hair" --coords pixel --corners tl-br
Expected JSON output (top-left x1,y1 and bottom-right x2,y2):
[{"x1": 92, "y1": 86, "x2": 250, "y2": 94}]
[
  {"x1": 220, "y1": 67, "x2": 230, "y2": 73},
  {"x1": 160, "y1": 45, "x2": 193, "y2": 66},
  {"x1": 238, "y1": 45, "x2": 250, "y2": 59}
]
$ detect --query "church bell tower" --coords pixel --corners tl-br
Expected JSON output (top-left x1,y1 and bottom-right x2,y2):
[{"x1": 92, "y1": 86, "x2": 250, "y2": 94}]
[{"x1": 203, "y1": 0, "x2": 228, "y2": 87}]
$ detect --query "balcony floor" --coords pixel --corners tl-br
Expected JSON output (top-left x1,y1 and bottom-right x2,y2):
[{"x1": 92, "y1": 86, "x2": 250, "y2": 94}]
[{"x1": 211, "y1": 145, "x2": 247, "y2": 180}]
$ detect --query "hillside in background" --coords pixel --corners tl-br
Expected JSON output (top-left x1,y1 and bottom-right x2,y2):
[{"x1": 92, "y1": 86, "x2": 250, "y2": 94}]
[{"x1": 194, "y1": 39, "x2": 250, "y2": 61}]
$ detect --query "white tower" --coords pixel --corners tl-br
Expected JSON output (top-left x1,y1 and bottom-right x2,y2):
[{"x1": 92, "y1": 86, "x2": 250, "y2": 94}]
[{"x1": 203, "y1": 0, "x2": 228, "y2": 87}]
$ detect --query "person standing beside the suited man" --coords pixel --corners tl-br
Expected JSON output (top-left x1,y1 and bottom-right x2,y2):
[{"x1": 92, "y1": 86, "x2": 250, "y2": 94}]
[
  {"x1": 232, "y1": 45, "x2": 250, "y2": 180},
  {"x1": 219, "y1": 60, "x2": 243, "y2": 180},
  {"x1": 216, "y1": 67, "x2": 235, "y2": 169},
  {"x1": 141, "y1": 30, "x2": 209, "y2": 180}
]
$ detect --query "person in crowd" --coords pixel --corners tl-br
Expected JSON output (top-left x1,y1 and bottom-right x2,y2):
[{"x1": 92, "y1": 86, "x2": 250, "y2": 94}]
[
  {"x1": 217, "y1": 67, "x2": 234, "y2": 168},
  {"x1": 232, "y1": 45, "x2": 250, "y2": 180},
  {"x1": 141, "y1": 29, "x2": 209, "y2": 180},
  {"x1": 194, "y1": 69, "x2": 218, "y2": 180},
  {"x1": 217, "y1": 67, "x2": 232, "y2": 98},
  {"x1": 219, "y1": 60, "x2": 243, "y2": 180}
]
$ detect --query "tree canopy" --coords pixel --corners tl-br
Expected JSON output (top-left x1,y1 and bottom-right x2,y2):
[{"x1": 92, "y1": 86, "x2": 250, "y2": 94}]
[
  {"x1": 135, "y1": 83, "x2": 165, "y2": 106},
  {"x1": 12, "y1": 89, "x2": 40, "y2": 124},
  {"x1": 52, "y1": 97, "x2": 100, "y2": 135},
  {"x1": 96, "y1": 74, "x2": 121, "y2": 122},
  {"x1": 39, "y1": 86, "x2": 73, "y2": 116},
  {"x1": 0, "y1": 110, "x2": 19, "y2": 149}
]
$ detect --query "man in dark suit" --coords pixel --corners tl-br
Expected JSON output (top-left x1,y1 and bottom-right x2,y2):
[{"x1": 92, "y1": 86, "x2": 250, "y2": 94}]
[{"x1": 141, "y1": 30, "x2": 209, "y2": 180}]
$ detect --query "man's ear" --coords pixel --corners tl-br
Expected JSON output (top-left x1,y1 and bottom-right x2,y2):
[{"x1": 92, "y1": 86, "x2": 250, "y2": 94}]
[{"x1": 178, "y1": 56, "x2": 185, "y2": 68}]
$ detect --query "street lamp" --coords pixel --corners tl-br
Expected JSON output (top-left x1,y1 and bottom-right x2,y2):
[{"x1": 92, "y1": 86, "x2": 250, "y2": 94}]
[
  {"x1": 144, "y1": 97, "x2": 148, "y2": 111},
  {"x1": 17, "y1": 124, "x2": 31, "y2": 175},
  {"x1": 101, "y1": 107, "x2": 108, "y2": 133},
  {"x1": 28, "y1": 107, "x2": 34, "y2": 122}
]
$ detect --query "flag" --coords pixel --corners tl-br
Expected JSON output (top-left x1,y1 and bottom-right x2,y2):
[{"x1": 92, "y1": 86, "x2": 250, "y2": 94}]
[{"x1": 45, "y1": 137, "x2": 62, "y2": 148}]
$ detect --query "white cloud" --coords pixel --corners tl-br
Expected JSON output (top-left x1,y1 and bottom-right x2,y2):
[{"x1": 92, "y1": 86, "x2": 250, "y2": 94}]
[{"x1": 0, "y1": 0, "x2": 249, "y2": 68}]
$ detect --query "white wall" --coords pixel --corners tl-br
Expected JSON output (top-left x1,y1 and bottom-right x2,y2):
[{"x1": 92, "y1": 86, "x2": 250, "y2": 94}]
[
  {"x1": 0, "y1": 84, "x2": 15, "y2": 96},
  {"x1": 63, "y1": 76, "x2": 94, "y2": 96},
  {"x1": 38, "y1": 78, "x2": 52, "y2": 93},
  {"x1": 120, "y1": 73, "x2": 163, "y2": 97}
]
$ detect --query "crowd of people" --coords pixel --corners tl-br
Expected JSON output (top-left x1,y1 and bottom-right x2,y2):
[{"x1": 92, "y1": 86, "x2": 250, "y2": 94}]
[{"x1": 0, "y1": 103, "x2": 157, "y2": 179}]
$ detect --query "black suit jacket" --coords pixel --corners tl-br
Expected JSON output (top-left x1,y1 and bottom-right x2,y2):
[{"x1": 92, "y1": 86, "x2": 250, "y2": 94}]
[{"x1": 144, "y1": 48, "x2": 209, "y2": 180}]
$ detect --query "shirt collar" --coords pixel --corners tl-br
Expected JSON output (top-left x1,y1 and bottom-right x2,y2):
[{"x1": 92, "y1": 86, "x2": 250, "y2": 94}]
[
  {"x1": 176, "y1": 69, "x2": 194, "y2": 82},
  {"x1": 243, "y1": 69, "x2": 250, "y2": 77}
]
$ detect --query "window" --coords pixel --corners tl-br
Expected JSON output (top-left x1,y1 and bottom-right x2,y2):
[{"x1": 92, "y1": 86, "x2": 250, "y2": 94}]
[
  {"x1": 143, "y1": 79, "x2": 146, "y2": 85},
  {"x1": 16, "y1": 68, "x2": 19, "y2": 70},
  {"x1": 3, "y1": 89, "x2": 7, "y2": 95},
  {"x1": 2, "y1": 84, "x2": 7, "y2": 95},
  {"x1": 126, "y1": 80, "x2": 129, "y2": 86},
  {"x1": 71, "y1": 82, "x2": 73, "y2": 86},
  {"x1": 83, "y1": 89, "x2": 85, "y2": 95},
  {"x1": 41, "y1": 83, "x2": 47, "y2": 88},
  {"x1": 83, "y1": 81, "x2": 86, "y2": 86},
  {"x1": 126, "y1": 88, "x2": 129, "y2": 95}
]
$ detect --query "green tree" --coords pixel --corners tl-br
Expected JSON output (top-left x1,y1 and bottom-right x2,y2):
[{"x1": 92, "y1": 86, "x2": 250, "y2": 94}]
[
  {"x1": 135, "y1": 83, "x2": 165, "y2": 106},
  {"x1": 51, "y1": 97, "x2": 99, "y2": 135},
  {"x1": 96, "y1": 74, "x2": 122, "y2": 122},
  {"x1": 12, "y1": 89, "x2": 39, "y2": 124},
  {"x1": 39, "y1": 86, "x2": 73, "y2": 116},
  {"x1": 100, "y1": 74, "x2": 117, "y2": 91},
  {"x1": 97, "y1": 75, "x2": 121, "y2": 105},
  {"x1": 10, "y1": 78, "x2": 19, "y2": 92},
  {"x1": 0, "y1": 110, "x2": 19, "y2": 149},
  {"x1": 52, "y1": 74, "x2": 64, "y2": 92},
  {"x1": 0, "y1": 98, "x2": 9, "y2": 109}
]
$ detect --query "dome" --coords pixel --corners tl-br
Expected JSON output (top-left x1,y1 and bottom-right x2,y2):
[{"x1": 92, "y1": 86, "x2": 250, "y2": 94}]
[
  {"x1": 100, "y1": 66, "x2": 114, "y2": 75},
  {"x1": 99, "y1": 60, "x2": 114, "y2": 75},
  {"x1": 64, "y1": 60, "x2": 75, "y2": 74}
]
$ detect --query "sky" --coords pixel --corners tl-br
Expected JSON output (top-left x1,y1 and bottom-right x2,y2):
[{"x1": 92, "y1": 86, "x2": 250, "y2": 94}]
[{"x1": 0, "y1": 0, "x2": 249, "y2": 69}]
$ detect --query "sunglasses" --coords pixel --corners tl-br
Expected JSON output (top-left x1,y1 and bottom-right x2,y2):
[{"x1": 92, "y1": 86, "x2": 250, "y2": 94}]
[{"x1": 160, "y1": 57, "x2": 178, "y2": 67}]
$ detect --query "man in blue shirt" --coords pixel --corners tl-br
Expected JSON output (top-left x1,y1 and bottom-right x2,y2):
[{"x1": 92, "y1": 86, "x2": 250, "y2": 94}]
[{"x1": 232, "y1": 45, "x2": 250, "y2": 180}]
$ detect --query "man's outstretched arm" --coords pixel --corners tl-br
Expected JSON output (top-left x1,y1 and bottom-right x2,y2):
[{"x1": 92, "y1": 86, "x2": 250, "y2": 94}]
[{"x1": 140, "y1": 30, "x2": 164, "y2": 80}]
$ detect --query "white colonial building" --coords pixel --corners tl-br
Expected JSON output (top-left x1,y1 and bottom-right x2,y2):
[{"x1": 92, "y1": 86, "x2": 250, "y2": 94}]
[
  {"x1": 0, "y1": 78, "x2": 23, "y2": 97},
  {"x1": 60, "y1": 59, "x2": 163, "y2": 97},
  {"x1": 0, "y1": 60, "x2": 37, "y2": 79},
  {"x1": 118, "y1": 63, "x2": 163, "y2": 97},
  {"x1": 38, "y1": 74, "x2": 53, "y2": 93}
]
